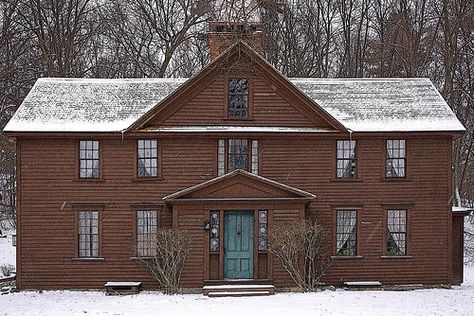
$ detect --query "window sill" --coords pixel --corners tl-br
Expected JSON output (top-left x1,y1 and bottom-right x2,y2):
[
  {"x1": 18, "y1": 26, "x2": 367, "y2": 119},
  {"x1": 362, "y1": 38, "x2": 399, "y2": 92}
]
[
  {"x1": 222, "y1": 117, "x2": 255, "y2": 121},
  {"x1": 130, "y1": 256, "x2": 154, "y2": 260},
  {"x1": 379, "y1": 177, "x2": 412, "y2": 182},
  {"x1": 331, "y1": 255, "x2": 363, "y2": 260},
  {"x1": 71, "y1": 257, "x2": 105, "y2": 261},
  {"x1": 131, "y1": 177, "x2": 164, "y2": 182},
  {"x1": 73, "y1": 179, "x2": 105, "y2": 183},
  {"x1": 330, "y1": 178, "x2": 363, "y2": 183},
  {"x1": 380, "y1": 255, "x2": 412, "y2": 259}
]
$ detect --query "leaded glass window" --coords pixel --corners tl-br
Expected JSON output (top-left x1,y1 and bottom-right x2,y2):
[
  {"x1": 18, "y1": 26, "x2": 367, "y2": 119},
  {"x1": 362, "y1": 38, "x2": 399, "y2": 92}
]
[
  {"x1": 137, "y1": 210, "x2": 157, "y2": 257},
  {"x1": 217, "y1": 139, "x2": 259, "y2": 175},
  {"x1": 336, "y1": 210, "x2": 357, "y2": 256},
  {"x1": 251, "y1": 140, "x2": 259, "y2": 175},
  {"x1": 258, "y1": 210, "x2": 268, "y2": 251},
  {"x1": 386, "y1": 140, "x2": 406, "y2": 178},
  {"x1": 336, "y1": 140, "x2": 357, "y2": 178},
  {"x1": 210, "y1": 211, "x2": 220, "y2": 252},
  {"x1": 138, "y1": 139, "x2": 158, "y2": 177},
  {"x1": 78, "y1": 211, "x2": 99, "y2": 258},
  {"x1": 228, "y1": 139, "x2": 248, "y2": 172},
  {"x1": 228, "y1": 78, "x2": 248, "y2": 118},
  {"x1": 218, "y1": 139, "x2": 226, "y2": 176},
  {"x1": 79, "y1": 140, "x2": 100, "y2": 178},
  {"x1": 387, "y1": 210, "x2": 407, "y2": 256}
]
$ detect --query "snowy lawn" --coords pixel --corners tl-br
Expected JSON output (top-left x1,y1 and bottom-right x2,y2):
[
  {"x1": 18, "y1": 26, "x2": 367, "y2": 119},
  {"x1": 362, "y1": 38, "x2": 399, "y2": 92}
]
[
  {"x1": 0, "y1": 230, "x2": 15, "y2": 277},
  {"x1": 0, "y1": 266, "x2": 472, "y2": 316},
  {"x1": 1, "y1": 226, "x2": 474, "y2": 315}
]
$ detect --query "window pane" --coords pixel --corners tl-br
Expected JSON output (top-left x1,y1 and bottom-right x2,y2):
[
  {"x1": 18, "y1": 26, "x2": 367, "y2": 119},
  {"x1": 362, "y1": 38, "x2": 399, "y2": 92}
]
[
  {"x1": 386, "y1": 140, "x2": 406, "y2": 178},
  {"x1": 138, "y1": 140, "x2": 158, "y2": 178},
  {"x1": 79, "y1": 140, "x2": 100, "y2": 179},
  {"x1": 210, "y1": 211, "x2": 220, "y2": 252},
  {"x1": 251, "y1": 140, "x2": 259, "y2": 175},
  {"x1": 78, "y1": 211, "x2": 99, "y2": 258},
  {"x1": 387, "y1": 210, "x2": 407, "y2": 255},
  {"x1": 137, "y1": 210, "x2": 157, "y2": 256},
  {"x1": 228, "y1": 139, "x2": 249, "y2": 171},
  {"x1": 336, "y1": 140, "x2": 356, "y2": 178},
  {"x1": 228, "y1": 78, "x2": 249, "y2": 118},
  {"x1": 336, "y1": 210, "x2": 357, "y2": 256}
]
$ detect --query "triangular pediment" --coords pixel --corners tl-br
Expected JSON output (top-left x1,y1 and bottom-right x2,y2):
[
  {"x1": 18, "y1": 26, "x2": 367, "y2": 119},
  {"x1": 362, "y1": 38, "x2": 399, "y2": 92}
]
[
  {"x1": 128, "y1": 41, "x2": 346, "y2": 132},
  {"x1": 163, "y1": 169, "x2": 315, "y2": 203}
]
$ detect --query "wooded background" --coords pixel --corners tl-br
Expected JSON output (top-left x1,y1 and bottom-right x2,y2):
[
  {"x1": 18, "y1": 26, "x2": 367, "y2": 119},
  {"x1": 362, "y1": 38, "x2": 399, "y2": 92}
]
[{"x1": 0, "y1": 0, "x2": 473, "y2": 237}]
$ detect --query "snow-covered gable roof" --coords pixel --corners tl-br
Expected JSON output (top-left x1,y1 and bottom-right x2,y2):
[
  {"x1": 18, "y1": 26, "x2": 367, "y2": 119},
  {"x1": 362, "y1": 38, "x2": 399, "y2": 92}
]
[
  {"x1": 290, "y1": 78, "x2": 465, "y2": 132},
  {"x1": 3, "y1": 77, "x2": 465, "y2": 133},
  {"x1": 3, "y1": 78, "x2": 186, "y2": 132}
]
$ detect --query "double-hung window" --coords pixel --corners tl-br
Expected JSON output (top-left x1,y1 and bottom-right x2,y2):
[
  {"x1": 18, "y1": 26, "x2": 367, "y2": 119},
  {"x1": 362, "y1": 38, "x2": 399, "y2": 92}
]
[
  {"x1": 137, "y1": 139, "x2": 158, "y2": 177},
  {"x1": 78, "y1": 211, "x2": 99, "y2": 258},
  {"x1": 335, "y1": 210, "x2": 357, "y2": 256},
  {"x1": 218, "y1": 139, "x2": 259, "y2": 175},
  {"x1": 387, "y1": 210, "x2": 407, "y2": 256},
  {"x1": 386, "y1": 140, "x2": 406, "y2": 178},
  {"x1": 136, "y1": 210, "x2": 158, "y2": 257},
  {"x1": 336, "y1": 140, "x2": 357, "y2": 178},
  {"x1": 79, "y1": 140, "x2": 100, "y2": 179}
]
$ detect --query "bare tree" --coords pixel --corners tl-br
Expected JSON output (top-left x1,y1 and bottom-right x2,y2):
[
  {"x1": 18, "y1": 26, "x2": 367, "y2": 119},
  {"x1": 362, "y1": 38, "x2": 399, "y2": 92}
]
[
  {"x1": 268, "y1": 220, "x2": 332, "y2": 292},
  {"x1": 136, "y1": 229, "x2": 192, "y2": 294},
  {"x1": 99, "y1": 0, "x2": 210, "y2": 78}
]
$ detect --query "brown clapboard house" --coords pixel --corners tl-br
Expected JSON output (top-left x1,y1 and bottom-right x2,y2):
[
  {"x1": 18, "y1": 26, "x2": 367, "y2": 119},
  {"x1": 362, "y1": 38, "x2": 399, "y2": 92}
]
[{"x1": 3, "y1": 22, "x2": 471, "y2": 291}]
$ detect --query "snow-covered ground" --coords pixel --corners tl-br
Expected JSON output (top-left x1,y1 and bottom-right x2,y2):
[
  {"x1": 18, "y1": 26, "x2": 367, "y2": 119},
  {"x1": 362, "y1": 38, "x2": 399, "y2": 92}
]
[
  {"x1": 0, "y1": 267, "x2": 472, "y2": 315},
  {"x1": 0, "y1": 229, "x2": 15, "y2": 277},
  {"x1": 1, "y1": 225, "x2": 474, "y2": 315}
]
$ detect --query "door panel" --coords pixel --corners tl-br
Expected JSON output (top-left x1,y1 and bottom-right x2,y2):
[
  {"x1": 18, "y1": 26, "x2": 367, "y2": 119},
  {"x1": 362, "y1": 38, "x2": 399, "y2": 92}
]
[{"x1": 224, "y1": 211, "x2": 254, "y2": 279}]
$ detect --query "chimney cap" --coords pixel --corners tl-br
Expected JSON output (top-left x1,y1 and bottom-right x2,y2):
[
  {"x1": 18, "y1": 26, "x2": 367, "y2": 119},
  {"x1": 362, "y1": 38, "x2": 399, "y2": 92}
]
[{"x1": 209, "y1": 21, "x2": 263, "y2": 34}]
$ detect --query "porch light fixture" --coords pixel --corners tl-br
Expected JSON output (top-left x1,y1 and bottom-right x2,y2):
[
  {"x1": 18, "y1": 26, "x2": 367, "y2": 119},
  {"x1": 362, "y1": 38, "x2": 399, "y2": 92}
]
[{"x1": 203, "y1": 220, "x2": 210, "y2": 230}]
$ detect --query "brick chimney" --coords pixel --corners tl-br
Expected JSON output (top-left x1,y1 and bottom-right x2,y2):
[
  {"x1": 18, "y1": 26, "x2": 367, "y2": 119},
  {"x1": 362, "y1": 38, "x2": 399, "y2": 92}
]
[{"x1": 208, "y1": 21, "x2": 263, "y2": 60}]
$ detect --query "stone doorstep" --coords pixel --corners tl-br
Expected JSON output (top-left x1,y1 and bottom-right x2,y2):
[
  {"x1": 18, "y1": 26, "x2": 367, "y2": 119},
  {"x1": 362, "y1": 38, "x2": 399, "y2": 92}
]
[
  {"x1": 208, "y1": 290, "x2": 271, "y2": 297},
  {"x1": 203, "y1": 284, "x2": 275, "y2": 296}
]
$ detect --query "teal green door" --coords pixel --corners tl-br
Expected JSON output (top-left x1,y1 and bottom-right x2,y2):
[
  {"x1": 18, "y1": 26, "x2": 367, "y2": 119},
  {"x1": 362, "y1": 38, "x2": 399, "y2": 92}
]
[{"x1": 224, "y1": 211, "x2": 254, "y2": 279}]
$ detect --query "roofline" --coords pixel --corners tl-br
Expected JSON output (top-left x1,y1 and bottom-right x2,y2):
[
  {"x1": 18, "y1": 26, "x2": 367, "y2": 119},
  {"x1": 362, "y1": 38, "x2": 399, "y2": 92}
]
[
  {"x1": 162, "y1": 169, "x2": 316, "y2": 201},
  {"x1": 126, "y1": 40, "x2": 347, "y2": 132}
]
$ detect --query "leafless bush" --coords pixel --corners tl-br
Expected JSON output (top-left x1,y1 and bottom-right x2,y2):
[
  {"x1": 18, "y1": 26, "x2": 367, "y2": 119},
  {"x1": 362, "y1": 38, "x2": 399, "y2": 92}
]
[
  {"x1": 1, "y1": 264, "x2": 14, "y2": 276},
  {"x1": 268, "y1": 219, "x2": 331, "y2": 292},
  {"x1": 136, "y1": 229, "x2": 192, "y2": 294}
]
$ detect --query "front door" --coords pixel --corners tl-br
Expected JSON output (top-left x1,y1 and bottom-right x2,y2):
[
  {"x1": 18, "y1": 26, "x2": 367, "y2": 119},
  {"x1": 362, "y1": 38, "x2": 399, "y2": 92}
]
[{"x1": 224, "y1": 211, "x2": 254, "y2": 279}]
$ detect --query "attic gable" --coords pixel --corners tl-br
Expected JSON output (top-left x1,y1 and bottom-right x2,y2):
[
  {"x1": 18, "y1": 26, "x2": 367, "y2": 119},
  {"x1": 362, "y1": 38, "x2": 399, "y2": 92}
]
[{"x1": 128, "y1": 41, "x2": 346, "y2": 132}]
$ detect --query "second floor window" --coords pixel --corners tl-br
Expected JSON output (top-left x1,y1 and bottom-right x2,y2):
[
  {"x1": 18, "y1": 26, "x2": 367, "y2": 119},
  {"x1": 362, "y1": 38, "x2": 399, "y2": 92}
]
[
  {"x1": 79, "y1": 140, "x2": 100, "y2": 179},
  {"x1": 386, "y1": 140, "x2": 406, "y2": 178},
  {"x1": 336, "y1": 140, "x2": 357, "y2": 178},
  {"x1": 228, "y1": 78, "x2": 248, "y2": 118},
  {"x1": 137, "y1": 139, "x2": 158, "y2": 177},
  {"x1": 218, "y1": 139, "x2": 259, "y2": 176}
]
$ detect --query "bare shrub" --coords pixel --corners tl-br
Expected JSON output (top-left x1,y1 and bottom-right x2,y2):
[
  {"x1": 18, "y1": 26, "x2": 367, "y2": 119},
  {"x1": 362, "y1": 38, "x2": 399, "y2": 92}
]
[
  {"x1": 1, "y1": 264, "x2": 14, "y2": 276},
  {"x1": 268, "y1": 219, "x2": 331, "y2": 292},
  {"x1": 136, "y1": 229, "x2": 192, "y2": 294}
]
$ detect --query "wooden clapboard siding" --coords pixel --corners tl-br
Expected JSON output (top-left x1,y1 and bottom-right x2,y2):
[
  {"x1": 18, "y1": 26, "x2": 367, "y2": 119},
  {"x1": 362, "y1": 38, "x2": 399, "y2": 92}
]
[
  {"x1": 157, "y1": 76, "x2": 326, "y2": 128},
  {"x1": 16, "y1": 132, "x2": 456, "y2": 289}
]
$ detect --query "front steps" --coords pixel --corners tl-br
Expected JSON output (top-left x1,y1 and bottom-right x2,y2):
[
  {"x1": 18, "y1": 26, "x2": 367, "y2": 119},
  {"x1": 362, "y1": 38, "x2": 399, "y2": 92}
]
[{"x1": 203, "y1": 284, "x2": 275, "y2": 297}]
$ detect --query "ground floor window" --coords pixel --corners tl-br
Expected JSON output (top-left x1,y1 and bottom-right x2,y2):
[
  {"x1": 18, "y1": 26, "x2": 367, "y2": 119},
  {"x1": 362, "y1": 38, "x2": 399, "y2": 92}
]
[
  {"x1": 78, "y1": 211, "x2": 99, "y2": 258},
  {"x1": 336, "y1": 210, "x2": 357, "y2": 256},
  {"x1": 136, "y1": 210, "x2": 158, "y2": 257},
  {"x1": 387, "y1": 209, "x2": 407, "y2": 256}
]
